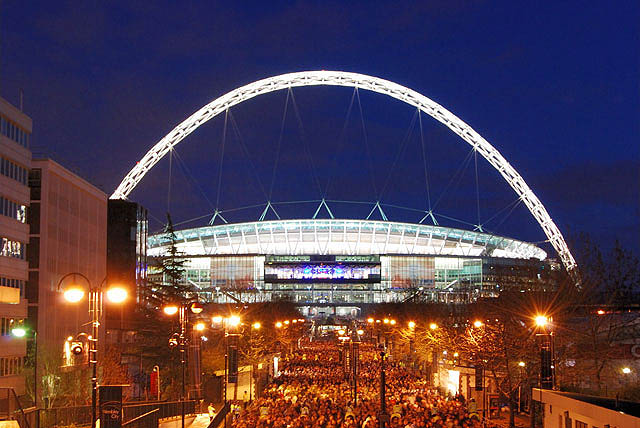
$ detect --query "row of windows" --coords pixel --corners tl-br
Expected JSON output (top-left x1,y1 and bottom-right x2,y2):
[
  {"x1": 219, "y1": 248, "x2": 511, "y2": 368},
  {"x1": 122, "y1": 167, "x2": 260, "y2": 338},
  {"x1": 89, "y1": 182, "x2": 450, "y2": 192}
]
[
  {"x1": 0, "y1": 196, "x2": 26, "y2": 223},
  {"x1": 0, "y1": 318, "x2": 24, "y2": 336},
  {"x1": 1, "y1": 237, "x2": 25, "y2": 259},
  {"x1": 0, "y1": 116, "x2": 29, "y2": 148},
  {"x1": 0, "y1": 277, "x2": 24, "y2": 291},
  {"x1": 0, "y1": 157, "x2": 28, "y2": 185},
  {"x1": 0, "y1": 356, "x2": 25, "y2": 377}
]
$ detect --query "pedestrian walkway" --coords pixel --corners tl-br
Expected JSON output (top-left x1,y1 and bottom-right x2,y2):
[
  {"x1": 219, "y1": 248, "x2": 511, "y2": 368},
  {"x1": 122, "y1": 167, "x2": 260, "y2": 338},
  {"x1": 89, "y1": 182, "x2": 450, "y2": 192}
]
[
  {"x1": 184, "y1": 414, "x2": 212, "y2": 428},
  {"x1": 485, "y1": 411, "x2": 531, "y2": 428}
]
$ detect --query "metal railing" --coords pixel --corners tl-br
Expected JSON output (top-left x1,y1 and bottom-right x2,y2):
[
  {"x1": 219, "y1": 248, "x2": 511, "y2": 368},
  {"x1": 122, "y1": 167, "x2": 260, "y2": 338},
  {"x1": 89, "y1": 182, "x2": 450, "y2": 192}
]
[
  {"x1": 122, "y1": 409, "x2": 159, "y2": 428},
  {"x1": 0, "y1": 387, "x2": 33, "y2": 428},
  {"x1": 207, "y1": 402, "x2": 229, "y2": 428},
  {"x1": 39, "y1": 400, "x2": 197, "y2": 428}
]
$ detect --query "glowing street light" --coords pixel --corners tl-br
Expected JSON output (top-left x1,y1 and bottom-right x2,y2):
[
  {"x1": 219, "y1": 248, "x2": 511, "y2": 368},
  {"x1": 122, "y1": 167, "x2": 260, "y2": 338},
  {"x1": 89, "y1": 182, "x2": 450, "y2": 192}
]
[
  {"x1": 357, "y1": 329, "x2": 364, "y2": 336},
  {"x1": 275, "y1": 321, "x2": 283, "y2": 329},
  {"x1": 473, "y1": 320, "x2": 483, "y2": 328},
  {"x1": 11, "y1": 326, "x2": 26, "y2": 337},
  {"x1": 518, "y1": 361, "x2": 526, "y2": 367},
  {"x1": 56, "y1": 272, "x2": 127, "y2": 428},
  {"x1": 252, "y1": 322, "x2": 261, "y2": 330},
  {"x1": 390, "y1": 319, "x2": 396, "y2": 326},
  {"x1": 64, "y1": 287, "x2": 85, "y2": 303},
  {"x1": 429, "y1": 323, "x2": 438, "y2": 330},
  {"x1": 212, "y1": 315, "x2": 223, "y2": 324},
  {"x1": 194, "y1": 322, "x2": 206, "y2": 332},
  {"x1": 535, "y1": 315, "x2": 548, "y2": 328},
  {"x1": 338, "y1": 329, "x2": 346, "y2": 336},
  {"x1": 164, "y1": 305, "x2": 179, "y2": 316},
  {"x1": 622, "y1": 367, "x2": 631, "y2": 374},
  {"x1": 106, "y1": 287, "x2": 128, "y2": 303},
  {"x1": 228, "y1": 315, "x2": 241, "y2": 327},
  {"x1": 383, "y1": 318, "x2": 390, "y2": 324},
  {"x1": 367, "y1": 317, "x2": 374, "y2": 324},
  {"x1": 408, "y1": 321, "x2": 416, "y2": 329}
]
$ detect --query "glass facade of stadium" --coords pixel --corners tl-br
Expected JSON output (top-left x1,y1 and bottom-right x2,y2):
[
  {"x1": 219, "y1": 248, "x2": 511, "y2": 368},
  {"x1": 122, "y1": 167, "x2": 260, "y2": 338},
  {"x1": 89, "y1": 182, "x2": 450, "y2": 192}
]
[{"x1": 148, "y1": 219, "x2": 555, "y2": 317}]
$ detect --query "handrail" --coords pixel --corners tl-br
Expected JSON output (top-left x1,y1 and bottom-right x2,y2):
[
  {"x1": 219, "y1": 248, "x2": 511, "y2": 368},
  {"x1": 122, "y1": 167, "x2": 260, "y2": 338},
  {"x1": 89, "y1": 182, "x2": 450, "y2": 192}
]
[
  {"x1": 122, "y1": 409, "x2": 159, "y2": 427},
  {"x1": 207, "y1": 402, "x2": 230, "y2": 428},
  {"x1": 0, "y1": 387, "x2": 31, "y2": 428}
]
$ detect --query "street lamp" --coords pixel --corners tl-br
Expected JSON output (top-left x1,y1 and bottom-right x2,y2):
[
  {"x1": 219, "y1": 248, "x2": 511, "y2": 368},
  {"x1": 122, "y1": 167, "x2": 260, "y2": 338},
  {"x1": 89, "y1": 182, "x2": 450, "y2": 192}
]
[
  {"x1": 407, "y1": 321, "x2": 416, "y2": 362},
  {"x1": 622, "y1": 367, "x2": 631, "y2": 374},
  {"x1": 163, "y1": 301, "x2": 205, "y2": 428},
  {"x1": 11, "y1": 322, "x2": 37, "y2": 407},
  {"x1": 57, "y1": 273, "x2": 127, "y2": 428},
  {"x1": 379, "y1": 346, "x2": 389, "y2": 428},
  {"x1": 534, "y1": 313, "x2": 554, "y2": 390}
]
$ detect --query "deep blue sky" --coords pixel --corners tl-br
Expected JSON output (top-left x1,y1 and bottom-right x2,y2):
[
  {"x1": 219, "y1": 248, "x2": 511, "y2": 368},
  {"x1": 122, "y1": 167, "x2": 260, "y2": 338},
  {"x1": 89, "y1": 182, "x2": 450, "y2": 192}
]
[{"x1": 1, "y1": 1, "x2": 638, "y2": 258}]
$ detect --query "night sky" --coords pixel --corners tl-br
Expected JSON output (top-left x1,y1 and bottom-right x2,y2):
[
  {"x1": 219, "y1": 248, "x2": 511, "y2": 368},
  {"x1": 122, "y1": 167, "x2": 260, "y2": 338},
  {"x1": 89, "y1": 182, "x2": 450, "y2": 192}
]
[{"x1": 1, "y1": 1, "x2": 638, "y2": 258}]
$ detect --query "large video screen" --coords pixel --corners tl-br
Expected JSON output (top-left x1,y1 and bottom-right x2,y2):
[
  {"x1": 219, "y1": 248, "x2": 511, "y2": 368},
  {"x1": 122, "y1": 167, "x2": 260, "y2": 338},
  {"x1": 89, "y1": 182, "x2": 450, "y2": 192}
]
[{"x1": 265, "y1": 264, "x2": 380, "y2": 280}]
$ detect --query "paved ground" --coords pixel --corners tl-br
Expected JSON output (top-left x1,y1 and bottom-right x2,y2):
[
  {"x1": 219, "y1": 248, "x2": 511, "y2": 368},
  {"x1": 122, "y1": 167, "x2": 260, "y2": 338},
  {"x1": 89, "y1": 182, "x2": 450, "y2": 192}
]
[
  {"x1": 485, "y1": 411, "x2": 531, "y2": 427},
  {"x1": 186, "y1": 414, "x2": 212, "y2": 428}
]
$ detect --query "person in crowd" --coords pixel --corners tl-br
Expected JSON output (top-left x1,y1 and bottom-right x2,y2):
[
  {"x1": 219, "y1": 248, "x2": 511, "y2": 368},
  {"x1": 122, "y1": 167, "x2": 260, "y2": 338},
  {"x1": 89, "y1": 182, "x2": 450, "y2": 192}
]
[{"x1": 232, "y1": 341, "x2": 484, "y2": 428}]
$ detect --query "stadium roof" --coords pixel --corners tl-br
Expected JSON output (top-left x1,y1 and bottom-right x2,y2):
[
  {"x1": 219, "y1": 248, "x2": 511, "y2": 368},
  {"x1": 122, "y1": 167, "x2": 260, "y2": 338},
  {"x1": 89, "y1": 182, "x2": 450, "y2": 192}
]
[{"x1": 148, "y1": 219, "x2": 546, "y2": 260}]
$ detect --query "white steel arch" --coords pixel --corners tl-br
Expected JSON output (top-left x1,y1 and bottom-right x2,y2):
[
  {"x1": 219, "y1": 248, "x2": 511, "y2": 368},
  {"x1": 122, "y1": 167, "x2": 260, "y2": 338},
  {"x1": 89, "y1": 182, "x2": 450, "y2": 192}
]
[{"x1": 111, "y1": 70, "x2": 576, "y2": 272}]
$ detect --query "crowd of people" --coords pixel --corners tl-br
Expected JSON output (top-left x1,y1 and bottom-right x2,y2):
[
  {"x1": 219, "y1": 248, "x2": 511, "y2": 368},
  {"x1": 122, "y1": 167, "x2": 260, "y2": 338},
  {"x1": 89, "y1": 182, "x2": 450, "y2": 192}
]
[{"x1": 231, "y1": 340, "x2": 489, "y2": 428}]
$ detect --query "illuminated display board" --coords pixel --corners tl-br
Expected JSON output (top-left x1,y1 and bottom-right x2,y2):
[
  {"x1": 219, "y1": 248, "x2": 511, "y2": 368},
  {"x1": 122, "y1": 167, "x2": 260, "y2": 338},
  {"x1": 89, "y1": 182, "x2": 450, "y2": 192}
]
[
  {"x1": 265, "y1": 255, "x2": 380, "y2": 264},
  {"x1": 265, "y1": 264, "x2": 380, "y2": 281}
]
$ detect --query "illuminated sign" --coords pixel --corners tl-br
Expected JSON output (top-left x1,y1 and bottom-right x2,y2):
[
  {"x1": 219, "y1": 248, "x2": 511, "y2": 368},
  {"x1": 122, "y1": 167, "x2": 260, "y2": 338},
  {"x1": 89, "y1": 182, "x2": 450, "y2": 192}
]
[{"x1": 266, "y1": 264, "x2": 380, "y2": 280}]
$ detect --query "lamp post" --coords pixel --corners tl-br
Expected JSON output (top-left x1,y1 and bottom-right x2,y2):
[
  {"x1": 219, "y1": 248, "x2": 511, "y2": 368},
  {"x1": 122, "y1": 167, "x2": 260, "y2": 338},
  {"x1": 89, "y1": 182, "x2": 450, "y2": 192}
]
[
  {"x1": 378, "y1": 346, "x2": 388, "y2": 428},
  {"x1": 517, "y1": 361, "x2": 526, "y2": 413},
  {"x1": 211, "y1": 314, "x2": 242, "y2": 421},
  {"x1": 11, "y1": 323, "x2": 37, "y2": 407},
  {"x1": 57, "y1": 272, "x2": 128, "y2": 428},
  {"x1": 535, "y1": 315, "x2": 554, "y2": 390},
  {"x1": 163, "y1": 301, "x2": 204, "y2": 428}
]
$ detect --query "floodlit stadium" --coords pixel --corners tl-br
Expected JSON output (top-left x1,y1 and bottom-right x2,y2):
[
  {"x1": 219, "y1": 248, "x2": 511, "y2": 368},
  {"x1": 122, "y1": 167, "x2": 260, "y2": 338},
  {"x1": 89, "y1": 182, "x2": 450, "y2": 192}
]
[
  {"x1": 146, "y1": 218, "x2": 553, "y2": 316},
  {"x1": 112, "y1": 71, "x2": 573, "y2": 317}
]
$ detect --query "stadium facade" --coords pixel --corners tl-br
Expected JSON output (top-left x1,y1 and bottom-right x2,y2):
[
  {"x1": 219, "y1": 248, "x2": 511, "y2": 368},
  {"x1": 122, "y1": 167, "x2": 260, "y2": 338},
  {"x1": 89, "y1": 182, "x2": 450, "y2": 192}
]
[{"x1": 148, "y1": 218, "x2": 555, "y2": 317}]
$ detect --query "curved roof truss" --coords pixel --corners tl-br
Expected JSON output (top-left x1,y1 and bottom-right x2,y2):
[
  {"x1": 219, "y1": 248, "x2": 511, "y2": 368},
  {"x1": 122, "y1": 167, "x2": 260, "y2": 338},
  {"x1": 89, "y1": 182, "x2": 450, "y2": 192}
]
[
  {"x1": 111, "y1": 70, "x2": 576, "y2": 272},
  {"x1": 147, "y1": 219, "x2": 547, "y2": 260}
]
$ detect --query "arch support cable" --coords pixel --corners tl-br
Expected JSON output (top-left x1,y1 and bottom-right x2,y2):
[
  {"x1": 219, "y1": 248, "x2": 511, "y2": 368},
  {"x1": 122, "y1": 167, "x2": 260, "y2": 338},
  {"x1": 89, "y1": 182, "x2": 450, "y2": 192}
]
[{"x1": 111, "y1": 70, "x2": 577, "y2": 273}]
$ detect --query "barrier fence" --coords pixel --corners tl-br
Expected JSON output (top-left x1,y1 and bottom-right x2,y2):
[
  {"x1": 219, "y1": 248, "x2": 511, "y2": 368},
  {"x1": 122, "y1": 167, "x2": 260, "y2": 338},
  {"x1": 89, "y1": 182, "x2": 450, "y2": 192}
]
[{"x1": 38, "y1": 400, "x2": 197, "y2": 428}]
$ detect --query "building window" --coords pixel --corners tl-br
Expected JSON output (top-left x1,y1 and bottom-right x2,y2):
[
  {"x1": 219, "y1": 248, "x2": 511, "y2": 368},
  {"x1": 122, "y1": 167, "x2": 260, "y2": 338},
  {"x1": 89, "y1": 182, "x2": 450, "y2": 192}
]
[
  {"x1": 0, "y1": 356, "x2": 24, "y2": 376},
  {"x1": 0, "y1": 196, "x2": 27, "y2": 223},
  {"x1": 0, "y1": 237, "x2": 25, "y2": 259},
  {"x1": 0, "y1": 277, "x2": 24, "y2": 295},
  {"x1": 0, "y1": 157, "x2": 28, "y2": 185},
  {"x1": 0, "y1": 318, "x2": 23, "y2": 336},
  {"x1": 0, "y1": 115, "x2": 30, "y2": 149}
]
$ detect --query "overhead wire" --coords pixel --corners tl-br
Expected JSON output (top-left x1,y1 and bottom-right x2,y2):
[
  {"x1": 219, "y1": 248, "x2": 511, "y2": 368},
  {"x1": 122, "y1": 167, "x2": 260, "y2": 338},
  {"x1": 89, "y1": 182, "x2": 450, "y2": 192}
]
[
  {"x1": 227, "y1": 110, "x2": 269, "y2": 200},
  {"x1": 269, "y1": 90, "x2": 290, "y2": 200},
  {"x1": 474, "y1": 149, "x2": 481, "y2": 227},
  {"x1": 355, "y1": 88, "x2": 379, "y2": 199},
  {"x1": 171, "y1": 148, "x2": 216, "y2": 211},
  {"x1": 379, "y1": 109, "x2": 419, "y2": 199},
  {"x1": 216, "y1": 109, "x2": 229, "y2": 210},
  {"x1": 323, "y1": 87, "x2": 357, "y2": 198},
  {"x1": 431, "y1": 147, "x2": 475, "y2": 210},
  {"x1": 288, "y1": 89, "x2": 323, "y2": 198},
  {"x1": 417, "y1": 110, "x2": 433, "y2": 212}
]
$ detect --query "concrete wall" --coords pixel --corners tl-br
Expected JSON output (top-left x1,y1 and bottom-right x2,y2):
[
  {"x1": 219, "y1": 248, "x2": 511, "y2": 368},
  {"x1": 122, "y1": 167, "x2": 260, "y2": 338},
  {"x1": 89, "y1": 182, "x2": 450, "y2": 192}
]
[{"x1": 534, "y1": 388, "x2": 640, "y2": 428}]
